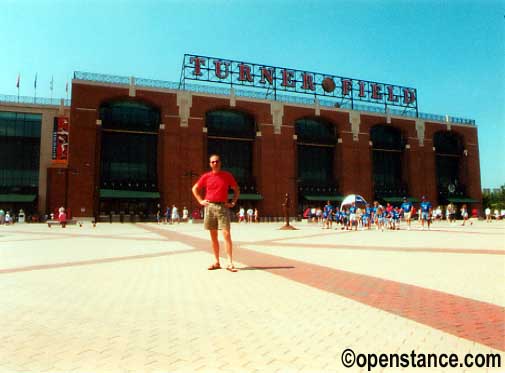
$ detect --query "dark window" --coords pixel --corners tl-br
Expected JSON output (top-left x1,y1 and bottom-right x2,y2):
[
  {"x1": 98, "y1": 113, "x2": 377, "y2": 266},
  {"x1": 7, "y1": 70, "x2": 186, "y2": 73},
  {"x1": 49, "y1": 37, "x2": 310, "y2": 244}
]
[
  {"x1": 434, "y1": 131, "x2": 462, "y2": 194},
  {"x1": 206, "y1": 110, "x2": 255, "y2": 184},
  {"x1": 206, "y1": 110, "x2": 255, "y2": 139},
  {"x1": 371, "y1": 125, "x2": 404, "y2": 195},
  {"x1": 0, "y1": 111, "x2": 41, "y2": 191},
  {"x1": 99, "y1": 101, "x2": 160, "y2": 132},
  {"x1": 370, "y1": 125, "x2": 403, "y2": 150},
  {"x1": 298, "y1": 145, "x2": 333, "y2": 183},
  {"x1": 296, "y1": 118, "x2": 336, "y2": 184},
  {"x1": 295, "y1": 118, "x2": 335, "y2": 145},
  {"x1": 372, "y1": 151, "x2": 402, "y2": 189},
  {"x1": 434, "y1": 131, "x2": 462, "y2": 155},
  {"x1": 100, "y1": 132, "x2": 157, "y2": 190},
  {"x1": 99, "y1": 101, "x2": 159, "y2": 191}
]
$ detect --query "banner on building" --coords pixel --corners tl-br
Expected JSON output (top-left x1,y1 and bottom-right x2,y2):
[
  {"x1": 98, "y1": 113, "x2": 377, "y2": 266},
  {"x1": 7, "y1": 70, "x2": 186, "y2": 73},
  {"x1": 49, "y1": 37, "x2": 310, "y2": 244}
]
[{"x1": 52, "y1": 117, "x2": 69, "y2": 164}]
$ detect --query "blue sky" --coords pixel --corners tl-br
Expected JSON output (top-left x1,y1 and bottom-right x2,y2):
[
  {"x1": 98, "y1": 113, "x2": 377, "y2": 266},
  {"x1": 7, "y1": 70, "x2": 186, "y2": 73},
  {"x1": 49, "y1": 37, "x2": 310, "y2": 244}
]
[{"x1": 2, "y1": 0, "x2": 504, "y2": 188}]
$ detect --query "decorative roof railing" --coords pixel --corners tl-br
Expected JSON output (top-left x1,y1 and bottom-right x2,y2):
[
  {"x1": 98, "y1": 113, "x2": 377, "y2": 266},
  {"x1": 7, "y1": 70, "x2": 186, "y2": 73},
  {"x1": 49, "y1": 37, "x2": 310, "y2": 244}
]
[
  {"x1": 0, "y1": 94, "x2": 70, "y2": 107},
  {"x1": 73, "y1": 71, "x2": 475, "y2": 126}
]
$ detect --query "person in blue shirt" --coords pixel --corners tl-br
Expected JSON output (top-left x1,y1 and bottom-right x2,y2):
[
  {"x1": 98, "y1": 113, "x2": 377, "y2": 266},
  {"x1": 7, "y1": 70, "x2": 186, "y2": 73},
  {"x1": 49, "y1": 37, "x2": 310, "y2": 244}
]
[
  {"x1": 333, "y1": 207, "x2": 342, "y2": 230},
  {"x1": 363, "y1": 203, "x2": 373, "y2": 230},
  {"x1": 391, "y1": 207, "x2": 400, "y2": 230},
  {"x1": 322, "y1": 201, "x2": 334, "y2": 229},
  {"x1": 419, "y1": 195, "x2": 433, "y2": 230},
  {"x1": 372, "y1": 201, "x2": 380, "y2": 229},
  {"x1": 400, "y1": 197, "x2": 414, "y2": 230}
]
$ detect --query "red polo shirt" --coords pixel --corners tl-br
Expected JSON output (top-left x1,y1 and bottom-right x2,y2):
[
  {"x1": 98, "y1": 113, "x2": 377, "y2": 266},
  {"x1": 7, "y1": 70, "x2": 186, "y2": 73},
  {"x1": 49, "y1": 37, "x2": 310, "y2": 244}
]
[{"x1": 196, "y1": 171, "x2": 238, "y2": 202}]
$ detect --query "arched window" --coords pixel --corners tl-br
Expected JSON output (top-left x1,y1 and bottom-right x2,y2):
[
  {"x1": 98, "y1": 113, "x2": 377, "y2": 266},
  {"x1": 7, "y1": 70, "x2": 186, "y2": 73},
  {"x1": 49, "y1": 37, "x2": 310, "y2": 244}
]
[
  {"x1": 296, "y1": 118, "x2": 336, "y2": 145},
  {"x1": 99, "y1": 100, "x2": 160, "y2": 192},
  {"x1": 99, "y1": 101, "x2": 160, "y2": 132},
  {"x1": 296, "y1": 118, "x2": 337, "y2": 198},
  {"x1": 370, "y1": 125, "x2": 405, "y2": 198},
  {"x1": 434, "y1": 131, "x2": 463, "y2": 198},
  {"x1": 206, "y1": 110, "x2": 255, "y2": 185}
]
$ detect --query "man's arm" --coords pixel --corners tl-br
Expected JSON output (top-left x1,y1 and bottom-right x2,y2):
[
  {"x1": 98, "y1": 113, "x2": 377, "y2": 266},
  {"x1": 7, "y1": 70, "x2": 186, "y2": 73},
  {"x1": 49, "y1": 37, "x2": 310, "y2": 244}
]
[
  {"x1": 192, "y1": 182, "x2": 209, "y2": 207},
  {"x1": 225, "y1": 184, "x2": 240, "y2": 209}
]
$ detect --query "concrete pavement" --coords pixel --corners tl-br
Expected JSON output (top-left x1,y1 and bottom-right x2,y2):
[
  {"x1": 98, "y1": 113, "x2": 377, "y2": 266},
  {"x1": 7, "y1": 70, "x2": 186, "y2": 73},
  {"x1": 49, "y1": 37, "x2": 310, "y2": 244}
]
[{"x1": 0, "y1": 219, "x2": 504, "y2": 372}]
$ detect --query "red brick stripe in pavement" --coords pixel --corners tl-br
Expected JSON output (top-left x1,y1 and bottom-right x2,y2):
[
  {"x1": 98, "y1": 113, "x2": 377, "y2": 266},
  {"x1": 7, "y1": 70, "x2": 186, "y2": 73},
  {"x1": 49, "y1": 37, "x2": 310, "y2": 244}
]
[
  {"x1": 252, "y1": 241, "x2": 504, "y2": 256},
  {"x1": 140, "y1": 224, "x2": 505, "y2": 352},
  {"x1": 0, "y1": 249, "x2": 198, "y2": 275}
]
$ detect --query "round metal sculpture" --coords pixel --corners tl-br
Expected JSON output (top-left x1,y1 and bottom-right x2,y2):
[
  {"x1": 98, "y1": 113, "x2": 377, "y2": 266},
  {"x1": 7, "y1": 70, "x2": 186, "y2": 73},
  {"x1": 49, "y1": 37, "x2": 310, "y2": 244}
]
[{"x1": 321, "y1": 77, "x2": 336, "y2": 93}]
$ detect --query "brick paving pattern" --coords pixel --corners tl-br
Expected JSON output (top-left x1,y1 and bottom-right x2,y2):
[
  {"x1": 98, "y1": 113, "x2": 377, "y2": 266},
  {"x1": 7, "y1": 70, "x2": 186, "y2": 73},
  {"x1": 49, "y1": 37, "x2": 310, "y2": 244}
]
[{"x1": 0, "y1": 220, "x2": 503, "y2": 372}]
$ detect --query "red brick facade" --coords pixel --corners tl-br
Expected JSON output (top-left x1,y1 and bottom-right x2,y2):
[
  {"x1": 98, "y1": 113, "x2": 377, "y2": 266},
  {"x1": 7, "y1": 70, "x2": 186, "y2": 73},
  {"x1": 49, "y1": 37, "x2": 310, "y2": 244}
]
[{"x1": 49, "y1": 80, "x2": 482, "y2": 218}]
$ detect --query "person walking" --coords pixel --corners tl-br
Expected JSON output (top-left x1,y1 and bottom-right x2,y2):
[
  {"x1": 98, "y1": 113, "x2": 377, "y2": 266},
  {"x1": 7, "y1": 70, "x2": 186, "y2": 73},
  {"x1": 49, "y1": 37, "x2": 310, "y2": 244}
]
[{"x1": 192, "y1": 154, "x2": 240, "y2": 272}]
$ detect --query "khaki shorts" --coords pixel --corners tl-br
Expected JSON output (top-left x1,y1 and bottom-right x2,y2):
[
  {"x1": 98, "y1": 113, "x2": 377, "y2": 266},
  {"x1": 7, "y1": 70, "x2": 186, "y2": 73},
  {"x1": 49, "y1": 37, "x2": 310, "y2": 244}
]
[
  {"x1": 204, "y1": 203, "x2": 231, "y2": 230},
  {"x1": 404, "y1": 212, "x2": 411, "y2": 220}
]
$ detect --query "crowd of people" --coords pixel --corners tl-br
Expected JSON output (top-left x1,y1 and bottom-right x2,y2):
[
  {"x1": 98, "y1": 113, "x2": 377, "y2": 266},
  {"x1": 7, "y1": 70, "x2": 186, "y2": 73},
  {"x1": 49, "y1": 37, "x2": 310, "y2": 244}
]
[
  {"x1": 304, "y1": 197, "x2": 496, "y2": 231},
  {"x1": 156, "y1": 205, "x2": 193, "y2": 224},
  {"x1": 236, "y1": 207, "x2": 259, "y2": 223}
]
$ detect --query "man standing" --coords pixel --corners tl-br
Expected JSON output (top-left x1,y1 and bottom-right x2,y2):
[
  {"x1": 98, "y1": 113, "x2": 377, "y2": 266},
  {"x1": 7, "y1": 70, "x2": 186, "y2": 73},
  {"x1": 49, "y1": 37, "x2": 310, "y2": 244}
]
[
  {"x1": 400, "y1": 197, "x2": 413, "y2": 230},
  {"x1": 419, "y1": 195, "x2": 432, "y2": 230},
  {"x1": 192, "y1": 154, "x2": 240, "y2": 272}
]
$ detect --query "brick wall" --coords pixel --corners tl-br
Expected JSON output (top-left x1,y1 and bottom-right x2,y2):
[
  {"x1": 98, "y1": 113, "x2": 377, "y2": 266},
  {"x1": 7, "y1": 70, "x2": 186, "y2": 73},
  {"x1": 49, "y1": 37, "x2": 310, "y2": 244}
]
[{"x1": 51, "y1": 81, "x2": 481, "y2": 217}]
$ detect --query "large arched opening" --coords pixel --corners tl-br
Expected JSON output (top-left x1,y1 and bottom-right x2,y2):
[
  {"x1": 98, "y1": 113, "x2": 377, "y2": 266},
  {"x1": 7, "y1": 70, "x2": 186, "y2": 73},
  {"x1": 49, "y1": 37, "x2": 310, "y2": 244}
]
[{"x1": 98, "y1": 100, "x2": 160, "y2": 221}]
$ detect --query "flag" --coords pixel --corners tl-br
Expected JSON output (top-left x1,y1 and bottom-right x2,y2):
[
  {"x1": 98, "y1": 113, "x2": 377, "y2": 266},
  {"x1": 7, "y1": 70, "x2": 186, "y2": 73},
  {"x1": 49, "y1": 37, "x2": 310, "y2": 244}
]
[
  {"x1": 50, "y1": 76, "x2": 54, "y2": 91},
  {"x1": 34, "y1": 73, "x2": 38, "y2": 89},
  {"x1": 65, "y1": 81, "x2": 68, "y2": 93},
  {"x1": 16, "y1": 74, "x2": 20, "y2": 88}
]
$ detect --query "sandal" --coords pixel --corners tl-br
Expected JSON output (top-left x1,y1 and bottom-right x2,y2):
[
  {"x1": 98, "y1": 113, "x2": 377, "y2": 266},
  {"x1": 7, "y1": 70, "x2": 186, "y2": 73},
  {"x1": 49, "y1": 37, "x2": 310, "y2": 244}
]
[
  {"x1": 226, "y1": 265, "x2": 238, "y2": 272},
  {"x1": 207, "y1": 263, "x2": 221, "y2": 270}
]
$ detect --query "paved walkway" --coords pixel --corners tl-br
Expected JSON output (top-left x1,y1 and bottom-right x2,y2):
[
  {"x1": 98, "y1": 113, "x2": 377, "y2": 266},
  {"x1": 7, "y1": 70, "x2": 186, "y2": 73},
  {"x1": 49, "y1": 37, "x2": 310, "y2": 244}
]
[{"x1": 0, "y1": 219, "x2": 504, "y2": 372}]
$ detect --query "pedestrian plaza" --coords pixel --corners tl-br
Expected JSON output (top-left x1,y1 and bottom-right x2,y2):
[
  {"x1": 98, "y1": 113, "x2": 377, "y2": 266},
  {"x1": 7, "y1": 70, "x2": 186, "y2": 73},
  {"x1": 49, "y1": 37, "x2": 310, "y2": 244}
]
[{"x1": 0, "y1": 219, "x2": 504, "y2": 372}]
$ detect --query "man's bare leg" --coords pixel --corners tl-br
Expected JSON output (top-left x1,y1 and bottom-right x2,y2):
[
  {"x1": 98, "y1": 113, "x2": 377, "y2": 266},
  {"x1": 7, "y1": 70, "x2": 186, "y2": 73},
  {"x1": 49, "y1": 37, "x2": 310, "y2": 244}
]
[
  {"x1": 209, "y1": 229, "x2": 221, "y2": 268},
  {"x1": 222, "y1": 229, "x2": 236, "y2": 271}
]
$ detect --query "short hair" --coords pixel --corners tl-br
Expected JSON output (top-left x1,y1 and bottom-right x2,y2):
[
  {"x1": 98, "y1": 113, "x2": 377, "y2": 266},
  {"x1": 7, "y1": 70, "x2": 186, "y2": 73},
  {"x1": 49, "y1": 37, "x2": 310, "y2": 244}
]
[{"x1": 209, "y1": 154, "x2": 220, "y2": 160}]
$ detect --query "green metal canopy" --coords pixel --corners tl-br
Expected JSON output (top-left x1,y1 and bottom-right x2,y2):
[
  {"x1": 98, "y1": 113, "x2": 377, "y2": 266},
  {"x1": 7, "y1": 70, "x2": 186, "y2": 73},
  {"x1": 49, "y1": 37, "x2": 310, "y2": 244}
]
[
  {"x1": 382, "y1": 196, "x2": 420, "y2": 203},
  {"x1": 99, "y1": 189, "x2": 160, "y2": 199},
  {"x1": 447, "y1": 197, "x2": 479, "y2": 203},
  {"x1": 304, "y1": 195, "x2": 344, "y2": 202},
  {"x1": 228, "y1": 193, "x2": 263, "y2": 201},
  {"x1": 0, "y1": 194, "x2": 37, "y2": 202}
]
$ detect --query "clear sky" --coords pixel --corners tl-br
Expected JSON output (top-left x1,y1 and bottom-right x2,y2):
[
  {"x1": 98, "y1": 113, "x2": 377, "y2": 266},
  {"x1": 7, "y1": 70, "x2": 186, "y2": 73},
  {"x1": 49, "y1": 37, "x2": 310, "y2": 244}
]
[{"x1": 2, "y1": 0, "x2": 504, "y2": 188}]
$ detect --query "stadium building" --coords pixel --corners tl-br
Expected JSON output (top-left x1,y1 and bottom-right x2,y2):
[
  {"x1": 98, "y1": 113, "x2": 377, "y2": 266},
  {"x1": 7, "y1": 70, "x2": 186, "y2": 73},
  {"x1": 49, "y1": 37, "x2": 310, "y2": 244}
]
[{"x1": 0, "y1": 54, "x2": 482, "y2": 221}]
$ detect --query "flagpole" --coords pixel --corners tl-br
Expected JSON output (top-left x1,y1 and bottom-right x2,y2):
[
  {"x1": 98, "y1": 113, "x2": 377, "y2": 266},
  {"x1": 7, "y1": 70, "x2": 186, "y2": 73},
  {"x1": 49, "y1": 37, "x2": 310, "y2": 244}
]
[
  {"x1": 16, "y1": 73, "x2": 20, "y2": 103},
  {"x1": 34, "y1": 73, "x2": 38, "y2": 103},
  {"x1": 50, "y1": 75, "x2": 54, "y2": 101}
]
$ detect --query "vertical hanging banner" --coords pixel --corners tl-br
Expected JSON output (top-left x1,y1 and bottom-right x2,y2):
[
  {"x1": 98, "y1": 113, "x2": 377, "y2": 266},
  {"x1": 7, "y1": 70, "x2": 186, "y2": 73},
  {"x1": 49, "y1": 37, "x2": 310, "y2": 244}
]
[{"x1": 52, "y1": 117, "x2": 69, "y2": 164}]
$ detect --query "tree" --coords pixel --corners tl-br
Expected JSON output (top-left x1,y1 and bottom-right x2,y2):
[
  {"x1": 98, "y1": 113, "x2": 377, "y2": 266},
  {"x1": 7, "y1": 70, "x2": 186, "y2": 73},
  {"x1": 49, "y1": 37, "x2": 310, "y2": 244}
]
[{"x1": 482, "y1": 185, "x2": 505, "y2": 211}]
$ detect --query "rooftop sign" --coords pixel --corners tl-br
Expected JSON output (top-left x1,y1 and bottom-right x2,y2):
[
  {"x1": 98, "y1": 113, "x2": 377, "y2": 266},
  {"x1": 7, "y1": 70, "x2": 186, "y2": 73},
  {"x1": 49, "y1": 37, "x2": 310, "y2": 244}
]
[{"x1": 180, "y1": 54, "x2": 418, "y2": 115}]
